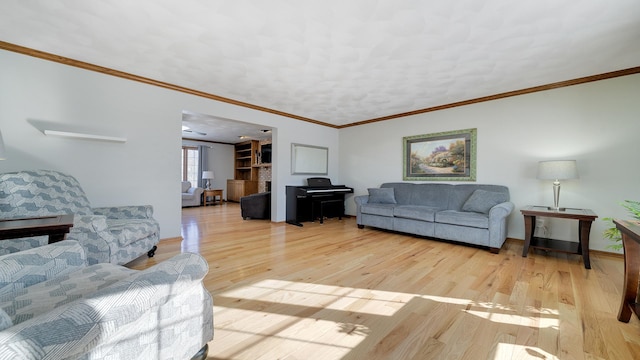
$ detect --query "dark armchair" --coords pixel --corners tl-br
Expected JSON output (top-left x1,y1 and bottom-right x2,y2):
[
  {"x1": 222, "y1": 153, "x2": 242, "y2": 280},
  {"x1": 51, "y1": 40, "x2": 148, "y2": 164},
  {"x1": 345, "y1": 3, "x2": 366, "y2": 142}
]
[{"x1": 240, "y1": 192, "x2": 271, "y2": 220}]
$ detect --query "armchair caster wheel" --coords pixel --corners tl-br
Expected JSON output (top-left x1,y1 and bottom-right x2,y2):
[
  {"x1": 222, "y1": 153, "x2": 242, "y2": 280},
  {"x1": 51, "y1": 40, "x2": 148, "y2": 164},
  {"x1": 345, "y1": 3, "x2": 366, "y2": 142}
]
[
  {"x1": 147, "y1": 245, "x2": 157, "y2": 258},
  {"x1": 357, "y1": 224, "x2": 364, "y2": 229}
]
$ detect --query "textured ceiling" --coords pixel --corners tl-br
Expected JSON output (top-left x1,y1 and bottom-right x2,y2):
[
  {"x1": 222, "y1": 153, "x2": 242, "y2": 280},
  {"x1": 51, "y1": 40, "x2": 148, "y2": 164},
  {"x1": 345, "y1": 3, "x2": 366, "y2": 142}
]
[
  {"x1": 182, "y1": 111, "x2": 273, "y2": 144},
  {"x1": 1, "y1": 0, "x2": 639, "y2": 129}
]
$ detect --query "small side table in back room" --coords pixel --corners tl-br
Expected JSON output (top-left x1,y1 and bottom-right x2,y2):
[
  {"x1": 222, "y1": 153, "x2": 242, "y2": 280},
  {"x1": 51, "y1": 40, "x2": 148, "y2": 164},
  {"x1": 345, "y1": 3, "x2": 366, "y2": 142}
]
[
  {"x1": 521, "y1": 205, "x2": 598, "y2": 269},
  {"x1": 0, "y1": 214, "x2": 74, "y2": 244},
  {"x1": 203, "y1": 189, "x2": 224, "y2": 206}
]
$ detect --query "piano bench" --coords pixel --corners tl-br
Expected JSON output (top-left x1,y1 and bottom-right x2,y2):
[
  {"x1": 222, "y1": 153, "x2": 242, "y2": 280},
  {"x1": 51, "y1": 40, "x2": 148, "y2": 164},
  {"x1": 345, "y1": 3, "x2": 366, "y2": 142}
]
[{"x1": 314, "y1": 199, "x2": 344, "y2": 224}]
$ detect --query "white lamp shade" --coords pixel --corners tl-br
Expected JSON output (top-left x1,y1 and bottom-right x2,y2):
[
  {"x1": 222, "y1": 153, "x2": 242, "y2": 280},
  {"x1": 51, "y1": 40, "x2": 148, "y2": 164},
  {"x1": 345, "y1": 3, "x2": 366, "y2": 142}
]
[
  {"x1": 202, "y1": 171, "x2": 214, "y2": 180},
  {"x1": 537, "y1": 160, "x2": 578, "y2": 180}
]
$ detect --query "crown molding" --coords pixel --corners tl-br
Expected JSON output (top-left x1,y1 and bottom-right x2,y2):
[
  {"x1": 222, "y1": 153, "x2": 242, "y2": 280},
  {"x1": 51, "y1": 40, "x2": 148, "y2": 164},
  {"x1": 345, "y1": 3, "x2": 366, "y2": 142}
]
[
  {"x1": 339, "y1": 66, "x2": 640, "y2": 128},
  {"x1": 2, "y1": 40, "x2": 638, "y2": 130},
  {"x1": 0, "y1": 40, "x2": 336, "y2": 129}
]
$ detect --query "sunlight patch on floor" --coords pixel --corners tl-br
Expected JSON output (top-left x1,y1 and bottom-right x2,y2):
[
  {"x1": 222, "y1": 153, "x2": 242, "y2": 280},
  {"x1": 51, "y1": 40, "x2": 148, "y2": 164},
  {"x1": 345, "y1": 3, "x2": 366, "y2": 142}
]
[
  {"x1": 220, "y1": 279, "x2": 416, "y2": 316},
  {"x1": 465, "y1": 302, "x2": 559, "y2": 329},
  {"x1": 493, "y1": 343, "x2": 559, "y2": 360},
  {"x1": 214, "y1": 279, "x2": 562, "y2": 359},
  {"x1": 213, "y1": 306, "x2": 368, "y2": 359}
]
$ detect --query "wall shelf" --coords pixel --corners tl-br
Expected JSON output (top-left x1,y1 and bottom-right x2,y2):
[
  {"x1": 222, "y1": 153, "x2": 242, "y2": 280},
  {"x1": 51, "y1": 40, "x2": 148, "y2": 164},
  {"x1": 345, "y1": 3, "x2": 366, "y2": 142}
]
[{"x1": 43, "y1": 130, "x2": 127, "y2": 143}]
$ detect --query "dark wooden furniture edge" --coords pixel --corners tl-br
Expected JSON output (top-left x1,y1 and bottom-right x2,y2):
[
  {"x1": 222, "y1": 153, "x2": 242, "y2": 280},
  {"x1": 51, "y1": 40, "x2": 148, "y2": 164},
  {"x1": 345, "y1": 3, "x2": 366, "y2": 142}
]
[
  {"x1": 521, "y1": 206, "x2": 597, "y2": 269},
  {"x1": 0, "y1": 214, "x2": 74, "y2": 243},
  {"x1": 613, "y1": 219, "x2": 640, "y2": 322}
]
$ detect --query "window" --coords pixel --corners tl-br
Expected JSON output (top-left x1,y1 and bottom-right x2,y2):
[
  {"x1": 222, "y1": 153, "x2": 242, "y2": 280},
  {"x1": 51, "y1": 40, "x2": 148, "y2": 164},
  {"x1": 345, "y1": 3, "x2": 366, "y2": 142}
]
[{"x1": 182, "y1": 146, "x2": 199, "y2": 186}]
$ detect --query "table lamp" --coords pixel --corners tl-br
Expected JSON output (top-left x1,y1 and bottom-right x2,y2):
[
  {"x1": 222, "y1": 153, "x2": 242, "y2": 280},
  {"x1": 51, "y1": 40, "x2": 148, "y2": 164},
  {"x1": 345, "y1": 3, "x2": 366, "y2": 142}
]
[
  {"x1": 537, "y1": 160, "x2": 578, "y2": 211},
  {"x1": 202, "y1": 171, "x2": 214, "y2": 189}
]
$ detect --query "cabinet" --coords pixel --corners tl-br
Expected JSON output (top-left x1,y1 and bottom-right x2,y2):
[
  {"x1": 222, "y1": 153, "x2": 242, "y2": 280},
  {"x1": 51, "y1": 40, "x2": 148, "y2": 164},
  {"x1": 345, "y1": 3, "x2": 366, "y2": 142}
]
[
  {"x1": 227, "y1": 140, "x2": 259, "y2": 202},
  {"x1": 227, "y1": 179, "x2": 258, "y2": 202}
]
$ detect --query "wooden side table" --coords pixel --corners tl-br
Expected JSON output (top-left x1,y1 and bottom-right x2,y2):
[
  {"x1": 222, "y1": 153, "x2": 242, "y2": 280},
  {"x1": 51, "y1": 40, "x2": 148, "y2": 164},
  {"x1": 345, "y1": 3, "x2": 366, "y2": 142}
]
[
  {"x1": 521, "y1": 205, "x2": 598, "y2": 269},
  {"x1": 0, "y1": 214, "x2": 74, "y2": 244},
  {"x1": 203, "y1": 189, "x2": 223, "y2": 206},
  {"x1": 613, "y1": 219, "x2": 640, "y2": 322}
]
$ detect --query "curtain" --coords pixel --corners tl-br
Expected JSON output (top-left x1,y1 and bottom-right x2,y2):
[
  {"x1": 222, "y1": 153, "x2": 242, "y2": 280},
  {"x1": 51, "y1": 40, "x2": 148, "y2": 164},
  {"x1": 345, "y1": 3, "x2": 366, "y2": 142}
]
[{"x1": 198, "y1": 145, "x2": 208, "y2": 188}]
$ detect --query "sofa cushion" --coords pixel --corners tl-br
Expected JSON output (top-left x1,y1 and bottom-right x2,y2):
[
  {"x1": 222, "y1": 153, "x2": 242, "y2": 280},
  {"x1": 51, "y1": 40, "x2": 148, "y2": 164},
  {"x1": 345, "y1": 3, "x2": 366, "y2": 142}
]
[
  {"x1": 108, "y1": 218, "x2": 160, "y2": 247},
  {"x1": 408, "y1": 183, "x2": 452, "y2": 207},
  {"x1": 368, "y1": 188, "x2": 397, "y2": 204},
  {"x1": 360, "y1": 203, "x2": 395, "y2": 217},
  {"x1": 393, "y1": 205, "x2": 440, "y2": 222},
  {"x1": 0, "y1": 263, "x2": 134, "y2": 326},
  {"x1": 0, "y1": 308, "x2": 11, "y2": 331},
  {"x1": 462, "y1": 189, "x2": 509, "y2": 214},
  {"x1": 380, "y1": 183, "x2": 415, "y2": 205},
  {"x1": 436, "y1": 210, "x2": 489, "y2": 229},
  {"x1": 0, "y1": 170, "x2": 94, "y2": 218}
]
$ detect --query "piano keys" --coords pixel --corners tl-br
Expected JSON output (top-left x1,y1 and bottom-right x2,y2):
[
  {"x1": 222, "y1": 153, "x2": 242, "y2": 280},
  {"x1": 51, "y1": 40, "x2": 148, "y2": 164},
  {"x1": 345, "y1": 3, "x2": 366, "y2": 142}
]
[{"x1": 286, "y1": 178, "x2": 354, "y2": 226}]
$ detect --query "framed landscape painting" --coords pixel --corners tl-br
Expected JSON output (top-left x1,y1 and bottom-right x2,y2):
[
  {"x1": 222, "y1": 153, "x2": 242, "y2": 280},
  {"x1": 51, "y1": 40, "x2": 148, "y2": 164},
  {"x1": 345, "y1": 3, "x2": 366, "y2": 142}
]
[{"x1": 403, "y1": 128, "x2": 477, "y2": 181}]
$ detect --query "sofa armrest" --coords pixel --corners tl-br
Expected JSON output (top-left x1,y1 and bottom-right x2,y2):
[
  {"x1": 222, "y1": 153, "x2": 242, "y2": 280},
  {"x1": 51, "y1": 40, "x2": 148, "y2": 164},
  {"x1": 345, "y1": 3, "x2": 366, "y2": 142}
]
[
  {"x1": 187, "y1": 187, "x2": 204, "y2": 196},
  {"x1": 94, "y1": 252, "x2": 209, "y2": 301},
  {"x1": 92, "y1": 205, "x2": 154, "y2": 219},
  {"x1": 66, "y1": 215, "x2": 117, "y2": 265},
  {"x1": 0, "y1": 252, "x2": 208, "y2": 359},
  {"x1": 354, "y1": 195, "x2": 370, "y2": 226},
  {"x1": 0, "y1": 240, "x2": 86, "y2": 296},
  {"x1": 489, "y1": 202, "x2": 514, "y2": 219},
  {"x1": 487, "y1": 202, "x2": 515, "y2": 248},
  {"x1": 354, "y1": 195, "x2": 369, "y2": 206},
  {"x1": 73, "y1": 214, "x2": 109, "y2": 232}
]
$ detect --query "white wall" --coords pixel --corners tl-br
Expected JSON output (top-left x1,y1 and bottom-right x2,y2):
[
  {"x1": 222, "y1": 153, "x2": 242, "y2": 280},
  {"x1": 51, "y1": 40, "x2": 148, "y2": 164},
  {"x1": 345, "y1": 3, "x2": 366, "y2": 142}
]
[
  {"x1": 339, "y1": 73, "x2": 640, "y2": 252},
  {"x1": 0, "y1": 49, "x2": 341, "y2": 238}
]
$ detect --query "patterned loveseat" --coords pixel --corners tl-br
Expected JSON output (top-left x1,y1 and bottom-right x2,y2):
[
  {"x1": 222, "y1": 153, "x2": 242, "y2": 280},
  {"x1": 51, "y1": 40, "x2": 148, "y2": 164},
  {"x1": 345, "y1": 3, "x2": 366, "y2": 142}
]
[
  {"x1": 0, "y1": 240, "x2": 213, "y2": 359},
  {"x1": 0, "y1": 170, "x2": 160, "y2": 265}
]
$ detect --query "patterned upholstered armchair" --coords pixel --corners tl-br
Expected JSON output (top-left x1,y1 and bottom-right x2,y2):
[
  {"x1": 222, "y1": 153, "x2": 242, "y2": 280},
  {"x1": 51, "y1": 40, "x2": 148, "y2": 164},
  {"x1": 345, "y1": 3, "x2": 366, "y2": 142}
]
[
  {"x1": 0, "y1": 240, "x2": 213, "y2": 359},
  {"x1": 0, "y1": 170, "x2": 160, "y2": 265}
]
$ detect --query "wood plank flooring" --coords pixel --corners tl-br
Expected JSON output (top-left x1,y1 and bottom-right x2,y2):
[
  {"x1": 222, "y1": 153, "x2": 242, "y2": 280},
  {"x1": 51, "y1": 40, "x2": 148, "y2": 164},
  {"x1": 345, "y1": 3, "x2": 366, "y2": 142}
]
[{"x1": 127, "y1": 203, "x2": 640, "y2": 360}]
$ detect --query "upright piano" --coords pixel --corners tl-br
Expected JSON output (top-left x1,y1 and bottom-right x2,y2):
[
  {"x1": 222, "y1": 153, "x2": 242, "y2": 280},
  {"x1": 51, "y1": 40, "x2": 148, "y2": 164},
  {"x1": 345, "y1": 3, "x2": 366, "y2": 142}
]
[{"x1": 286, "y1": 178, "x2": 354, "y2": 226}]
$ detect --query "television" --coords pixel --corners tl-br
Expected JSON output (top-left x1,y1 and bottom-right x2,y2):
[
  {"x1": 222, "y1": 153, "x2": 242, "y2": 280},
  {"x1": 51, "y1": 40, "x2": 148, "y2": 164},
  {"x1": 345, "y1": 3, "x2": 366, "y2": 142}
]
[{"x1": 261, "y1": 144, "x2": 272, "y2": 164}]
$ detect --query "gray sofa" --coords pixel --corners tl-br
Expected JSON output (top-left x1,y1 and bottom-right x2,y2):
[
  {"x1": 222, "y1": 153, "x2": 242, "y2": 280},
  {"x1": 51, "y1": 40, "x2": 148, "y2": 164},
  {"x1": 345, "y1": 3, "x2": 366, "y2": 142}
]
[
  {"x1": 0, "y1": 240, "x2": 213, "y2": 359},
  {"x1": 355, "y1": 183, "x2": 514, "y2": 253},
  {"x1": 0, "y1": 170, "x2": 160, "y2": 265}
]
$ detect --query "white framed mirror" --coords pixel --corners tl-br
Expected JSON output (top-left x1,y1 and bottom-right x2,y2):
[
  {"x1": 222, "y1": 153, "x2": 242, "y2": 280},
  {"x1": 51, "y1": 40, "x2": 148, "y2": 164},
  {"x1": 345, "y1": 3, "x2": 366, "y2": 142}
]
[{"x1": 291, "y1": 143, "x2": 328, "y2": 175}]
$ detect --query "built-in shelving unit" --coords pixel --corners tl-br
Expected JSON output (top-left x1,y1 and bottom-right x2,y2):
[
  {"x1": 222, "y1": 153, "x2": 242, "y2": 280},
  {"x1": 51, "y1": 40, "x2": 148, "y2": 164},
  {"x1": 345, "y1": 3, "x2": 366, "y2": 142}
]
[
  {"x1": 234, "y1": 140, "x2": 259, "y2": 180},
  {"x1": 227, "y1": 140, "x2": 259, "y2": 202}
]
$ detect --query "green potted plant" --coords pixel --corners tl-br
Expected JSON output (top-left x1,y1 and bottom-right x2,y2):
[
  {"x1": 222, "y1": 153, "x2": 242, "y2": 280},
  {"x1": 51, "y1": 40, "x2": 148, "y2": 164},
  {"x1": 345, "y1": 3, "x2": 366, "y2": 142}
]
[{"x1": 603, "y1": 200, "x2": 640, "y2": 250}]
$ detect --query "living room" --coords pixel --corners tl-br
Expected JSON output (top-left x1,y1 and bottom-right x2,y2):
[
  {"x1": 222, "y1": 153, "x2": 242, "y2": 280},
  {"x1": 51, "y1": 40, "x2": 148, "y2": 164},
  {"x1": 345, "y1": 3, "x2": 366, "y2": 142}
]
[
  {"x1": 1, "y1": 1, "x2": 640, "y2": 358},
  {"x1": 2, "y1": 47, "x2": 638, "y2": 254}
]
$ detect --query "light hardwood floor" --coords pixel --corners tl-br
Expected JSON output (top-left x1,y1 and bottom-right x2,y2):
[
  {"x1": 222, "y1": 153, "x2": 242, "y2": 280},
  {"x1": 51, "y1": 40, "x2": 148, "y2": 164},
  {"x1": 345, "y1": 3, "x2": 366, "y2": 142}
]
[{"x1": 128, "y1": 203, "x2": 640, "y2": 360}]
